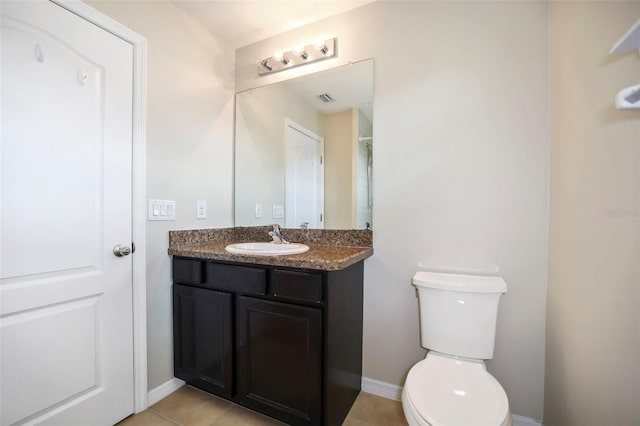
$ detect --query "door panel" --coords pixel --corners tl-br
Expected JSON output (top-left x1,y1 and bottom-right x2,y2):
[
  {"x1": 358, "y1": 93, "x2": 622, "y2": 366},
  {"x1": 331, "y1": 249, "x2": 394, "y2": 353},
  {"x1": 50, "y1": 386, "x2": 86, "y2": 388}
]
[
  {"x1": 285, "y1": 121, "x2": 324, "y2": 229},
  {"x1": 173, "y1": 285, "x2": 234, "y2": 398},
  {"x1": 1, "y1": 298, "x2": 99, "y2": 425},
  {"x1": 0, "y1": 1, "x2": 134, "y2": 425},
  {"x1": 236, "y1": 296, "x2": 322, "y2": 425},
  {"x1": 1, "y1": 17, "x2": 103, "y2": 280}
]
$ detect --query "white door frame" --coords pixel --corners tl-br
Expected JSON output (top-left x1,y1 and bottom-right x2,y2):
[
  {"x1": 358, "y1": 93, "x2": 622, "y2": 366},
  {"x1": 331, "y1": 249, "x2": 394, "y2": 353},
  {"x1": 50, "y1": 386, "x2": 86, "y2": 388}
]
[{"x1": 51, "y1": 0, "x2": 149, "y2": 413}]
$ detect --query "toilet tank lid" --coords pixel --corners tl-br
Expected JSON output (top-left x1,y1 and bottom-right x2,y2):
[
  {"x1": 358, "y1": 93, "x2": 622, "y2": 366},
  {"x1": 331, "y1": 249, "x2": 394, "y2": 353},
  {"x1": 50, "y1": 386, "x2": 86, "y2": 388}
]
[{"x1": 412, "y1": 271, "x2": 507, "y2": 293}]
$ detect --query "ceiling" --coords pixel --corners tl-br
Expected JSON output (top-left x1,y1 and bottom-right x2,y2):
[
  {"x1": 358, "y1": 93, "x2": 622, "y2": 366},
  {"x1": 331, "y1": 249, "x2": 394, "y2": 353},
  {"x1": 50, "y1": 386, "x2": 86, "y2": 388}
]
[
  {"x1": 172, "y1": 0, "x2": 374, "y2": 49},
  {"x1": 284, "y1": 60, "x2": 373, "y2": 121}
]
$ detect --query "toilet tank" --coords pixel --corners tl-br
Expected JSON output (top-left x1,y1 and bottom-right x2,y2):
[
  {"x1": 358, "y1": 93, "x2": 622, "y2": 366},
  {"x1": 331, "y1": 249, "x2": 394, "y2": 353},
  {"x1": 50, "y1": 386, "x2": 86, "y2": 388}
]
[{"x1": 412, "y1": 271, "x2": 507, "y2": 360}]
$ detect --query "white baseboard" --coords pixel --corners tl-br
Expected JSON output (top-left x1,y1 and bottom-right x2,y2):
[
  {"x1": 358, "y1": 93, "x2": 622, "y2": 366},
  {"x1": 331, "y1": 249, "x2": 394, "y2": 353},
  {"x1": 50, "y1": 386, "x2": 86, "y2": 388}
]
[
  {"x1": 361, "y1": 376, "x2": 541, "y2": 426},
  {"x1": 361, "y1": 376, "x2": 403, "y2": 401},
  {"x1": 147, "y1": 377, "x2": 185, "y2": 406},
  {"x1": 512, "y1": 414, "x2": 542, "y2": 426}
]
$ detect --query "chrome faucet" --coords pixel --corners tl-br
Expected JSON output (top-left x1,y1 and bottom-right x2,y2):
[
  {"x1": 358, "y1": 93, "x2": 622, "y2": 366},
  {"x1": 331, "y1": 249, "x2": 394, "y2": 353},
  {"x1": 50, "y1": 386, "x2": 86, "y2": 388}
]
[{"x1": 268, "y1": 225, "x2": 289, "y2": 244}]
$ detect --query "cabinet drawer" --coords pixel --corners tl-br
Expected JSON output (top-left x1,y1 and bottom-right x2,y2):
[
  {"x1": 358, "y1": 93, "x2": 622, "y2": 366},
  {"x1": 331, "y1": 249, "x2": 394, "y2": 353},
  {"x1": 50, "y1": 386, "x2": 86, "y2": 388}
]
[
  {"x1": 173, "y1": 258, "x2": 204, "y2": 285},
  {"x1": 271, "y1": 269, "x2": 323, "y2": 303},
  {"x1": 206, "y1": 263, "x2": 266, "y2": 295}
]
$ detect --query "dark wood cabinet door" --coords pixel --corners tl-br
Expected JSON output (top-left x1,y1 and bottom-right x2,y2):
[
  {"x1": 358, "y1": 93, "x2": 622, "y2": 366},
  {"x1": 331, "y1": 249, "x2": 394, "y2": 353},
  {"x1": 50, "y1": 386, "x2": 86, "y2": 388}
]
[
  {"x1": 236, "y1": 296, "x2": 322, "y2": 426},
  {"x1": 173, "y1": 284, "x2": 233, "y2": 398}
]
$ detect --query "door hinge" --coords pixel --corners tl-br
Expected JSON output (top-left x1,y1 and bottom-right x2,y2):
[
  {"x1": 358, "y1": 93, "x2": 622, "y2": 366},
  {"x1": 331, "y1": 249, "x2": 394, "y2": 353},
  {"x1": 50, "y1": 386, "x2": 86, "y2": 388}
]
[
  {"x1": 320, "y1": 213, "x2": 323, "y2": 222},
  {"x1": 320, "y1": 156, "x2": 323, "y2": 165}
]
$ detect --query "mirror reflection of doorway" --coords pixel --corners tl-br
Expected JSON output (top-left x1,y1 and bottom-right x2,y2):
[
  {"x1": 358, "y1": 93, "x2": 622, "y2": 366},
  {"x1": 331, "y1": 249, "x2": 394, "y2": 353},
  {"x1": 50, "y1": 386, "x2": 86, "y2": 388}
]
[{"x1": 285, "y1": 119, "x2": 324, "y2": 229}]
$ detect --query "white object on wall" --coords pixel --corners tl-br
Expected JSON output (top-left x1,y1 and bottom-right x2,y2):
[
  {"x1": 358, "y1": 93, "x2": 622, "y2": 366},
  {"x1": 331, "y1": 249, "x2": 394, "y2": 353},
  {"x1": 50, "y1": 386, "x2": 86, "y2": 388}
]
[
  {"x1": 615, "y1": 83, "x2": 640, "y2": 110},
  {"x1": 610, "y1": 18, "x2": 640, "y2": 110},
  {"x1": 272, "y1": 204, "x2": 284, "y2": 219},
  {"x1": 196, "y1": 200, "x2": 207, "y2": 219},
  {"x1": 610, "y1": 18, "x2": 640, "y2": 54},
  {"x1": 148, "y1": 199, "x2": 176, "y2": 221}
]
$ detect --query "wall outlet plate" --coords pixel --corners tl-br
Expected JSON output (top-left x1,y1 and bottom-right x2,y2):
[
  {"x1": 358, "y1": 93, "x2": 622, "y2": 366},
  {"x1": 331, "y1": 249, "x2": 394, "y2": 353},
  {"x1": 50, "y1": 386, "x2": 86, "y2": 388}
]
[{"x1": 197, "y1": 200, "x2": 207, "y2": 219}]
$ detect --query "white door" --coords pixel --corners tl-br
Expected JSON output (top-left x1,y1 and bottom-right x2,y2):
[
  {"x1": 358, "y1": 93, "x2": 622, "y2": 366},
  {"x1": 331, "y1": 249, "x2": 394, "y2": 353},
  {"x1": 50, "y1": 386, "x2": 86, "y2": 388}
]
[
  {"x1": 1, "y1": 1, "x2": 134, "y2": 425},
  {"x1": 285, "y1": 120, "x2": 324, "y2": 229}
]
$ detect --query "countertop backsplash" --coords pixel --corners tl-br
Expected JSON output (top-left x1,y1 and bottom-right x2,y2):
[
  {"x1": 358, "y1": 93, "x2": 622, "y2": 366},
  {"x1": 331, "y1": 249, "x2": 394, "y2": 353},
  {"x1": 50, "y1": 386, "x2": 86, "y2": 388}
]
[{"x1": 169, "y1": 226, "x2": 372, "y2": 248}]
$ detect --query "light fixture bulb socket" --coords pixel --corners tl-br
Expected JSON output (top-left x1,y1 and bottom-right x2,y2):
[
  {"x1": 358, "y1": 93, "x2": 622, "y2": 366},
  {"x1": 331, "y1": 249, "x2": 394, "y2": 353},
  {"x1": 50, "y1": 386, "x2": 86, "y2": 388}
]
[
  {"x1": 315, "y1": 39, "x2": 329, "y2": 55},
  {"x1": 260, "y1": 59, "x2": 272, "y2": 71},
  {"x1": 273, "y1": 51, "x2": 290, "y2": 65}
]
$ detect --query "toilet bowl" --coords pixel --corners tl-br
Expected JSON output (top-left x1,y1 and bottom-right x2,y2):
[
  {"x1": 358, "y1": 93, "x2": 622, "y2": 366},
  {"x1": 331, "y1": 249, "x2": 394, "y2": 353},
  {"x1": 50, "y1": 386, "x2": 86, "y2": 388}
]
[
  {"x1": 404, "y1": 271, "x2": 511, "y2": 426},
  {"x1": 402, "y1": 352, "x2": 511, "y2": 426}
]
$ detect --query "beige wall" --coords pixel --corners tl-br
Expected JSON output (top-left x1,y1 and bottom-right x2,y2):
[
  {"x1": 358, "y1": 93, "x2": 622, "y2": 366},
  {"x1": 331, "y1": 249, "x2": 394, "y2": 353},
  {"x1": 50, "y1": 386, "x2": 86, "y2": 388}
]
[
  {"x1": 545, "y1": 3, "x2": 640, "y2": 425},
  {"x1": 235, "y1": 85, "x2": 322, "y2": 226},
  {"x1": 87, "y1": 1, "x2": 235, "y2": 390},
  {"x1": 237, "y1": 1, "x2": 549, "y2": 420},
  {"x1": 323, "y1": 109, "x2": 355, "y2": 229}
]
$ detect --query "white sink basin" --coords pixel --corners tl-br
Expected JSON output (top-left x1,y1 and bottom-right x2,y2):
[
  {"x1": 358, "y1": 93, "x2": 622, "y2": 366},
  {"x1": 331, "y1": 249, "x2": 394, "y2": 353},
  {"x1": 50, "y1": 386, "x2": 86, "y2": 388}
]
[{"x1": 225, "y1": 242, "x2": 309, "y2": 256}]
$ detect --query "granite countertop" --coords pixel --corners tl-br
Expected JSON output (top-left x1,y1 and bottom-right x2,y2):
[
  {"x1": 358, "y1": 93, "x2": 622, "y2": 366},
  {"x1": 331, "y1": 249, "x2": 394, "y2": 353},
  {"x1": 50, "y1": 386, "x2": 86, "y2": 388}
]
[
  {"x1": 168, "y1": 227, "x2": 373, "y2": 271},
  {"x1": 168, "y1": 241, "x2": 373, "y2": 271}
]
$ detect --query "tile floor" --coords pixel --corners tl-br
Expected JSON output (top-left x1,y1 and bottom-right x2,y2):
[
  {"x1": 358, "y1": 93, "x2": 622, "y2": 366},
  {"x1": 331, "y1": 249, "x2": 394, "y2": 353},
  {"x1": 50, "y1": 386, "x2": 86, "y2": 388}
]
[{"x1": 117, "y1": 386, "x2": 408, "y2": 426}]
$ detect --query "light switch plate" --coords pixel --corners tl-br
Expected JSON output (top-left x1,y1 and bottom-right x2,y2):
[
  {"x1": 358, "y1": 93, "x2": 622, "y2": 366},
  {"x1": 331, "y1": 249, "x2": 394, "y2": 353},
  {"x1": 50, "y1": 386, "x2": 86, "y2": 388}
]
[
  {"x1": 272, "y1": 204, "x2": 284, "y2": 219},
  {"x1": 148, "y1": 199, "x2": 176, "y2": 221},
  {"x1": 255, "y1": 203, "x2": 263, "y2": 218}
]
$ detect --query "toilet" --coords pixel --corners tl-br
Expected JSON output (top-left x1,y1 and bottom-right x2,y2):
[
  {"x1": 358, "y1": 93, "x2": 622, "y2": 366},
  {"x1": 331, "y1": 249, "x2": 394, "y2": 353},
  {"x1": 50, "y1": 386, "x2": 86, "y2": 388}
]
[{"x1": 402, "y1": 271, "x2": 512, "y2": 426}]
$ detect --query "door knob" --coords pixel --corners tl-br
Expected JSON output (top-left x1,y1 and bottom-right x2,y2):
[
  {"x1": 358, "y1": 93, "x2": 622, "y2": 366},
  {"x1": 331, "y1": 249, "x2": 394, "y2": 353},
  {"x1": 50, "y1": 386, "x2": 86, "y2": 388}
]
[{"x1": 113, "y1": 245, "x2": 131, "y2": 257}]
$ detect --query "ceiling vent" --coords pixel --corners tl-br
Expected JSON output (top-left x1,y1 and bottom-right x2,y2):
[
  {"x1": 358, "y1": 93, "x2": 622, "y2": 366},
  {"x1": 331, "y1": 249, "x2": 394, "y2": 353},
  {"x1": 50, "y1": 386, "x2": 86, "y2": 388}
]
[{"x1": 318, "y1": 93, "x2": 335, "y2": 103}]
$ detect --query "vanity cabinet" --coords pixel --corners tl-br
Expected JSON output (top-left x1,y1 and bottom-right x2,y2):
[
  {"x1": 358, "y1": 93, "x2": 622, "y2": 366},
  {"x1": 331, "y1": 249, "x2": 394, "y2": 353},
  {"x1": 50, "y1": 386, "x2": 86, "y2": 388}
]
[{"x1": 172, "y1": 256, "x2": 364, "y2": 426}]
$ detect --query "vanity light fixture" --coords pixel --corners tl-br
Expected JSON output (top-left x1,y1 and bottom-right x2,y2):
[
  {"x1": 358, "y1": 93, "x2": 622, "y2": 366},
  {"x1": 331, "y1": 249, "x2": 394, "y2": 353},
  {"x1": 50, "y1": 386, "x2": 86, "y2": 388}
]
[
  {"x1": 258, "y1": 37, "x2": 337, "y2": 76},
  {"x1": 273, "y1": 51, "x2": 290, "y2": 65},
  {"x1": 260, "y1": 59, "x2": 273, "y2": 71},
  {"x1": 295, "y1": 46, "x2": 309, "y2": 60},
  {"x1": 315, "y1": 40, "x2": 329, "y2": 55}
]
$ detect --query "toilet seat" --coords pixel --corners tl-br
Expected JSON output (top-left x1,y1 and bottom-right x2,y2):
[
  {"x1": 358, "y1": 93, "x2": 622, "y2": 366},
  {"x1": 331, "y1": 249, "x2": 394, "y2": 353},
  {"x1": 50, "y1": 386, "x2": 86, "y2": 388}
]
[{"x1": 403, "y1": 352, "x2": 511, "y2": 426}]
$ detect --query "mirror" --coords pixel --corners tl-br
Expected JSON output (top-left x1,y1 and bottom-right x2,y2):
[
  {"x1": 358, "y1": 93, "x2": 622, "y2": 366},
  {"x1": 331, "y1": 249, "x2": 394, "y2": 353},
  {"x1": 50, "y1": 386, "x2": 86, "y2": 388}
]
[{"x1": 234, "y1": 59, "x2": 373, "y2": 230}]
